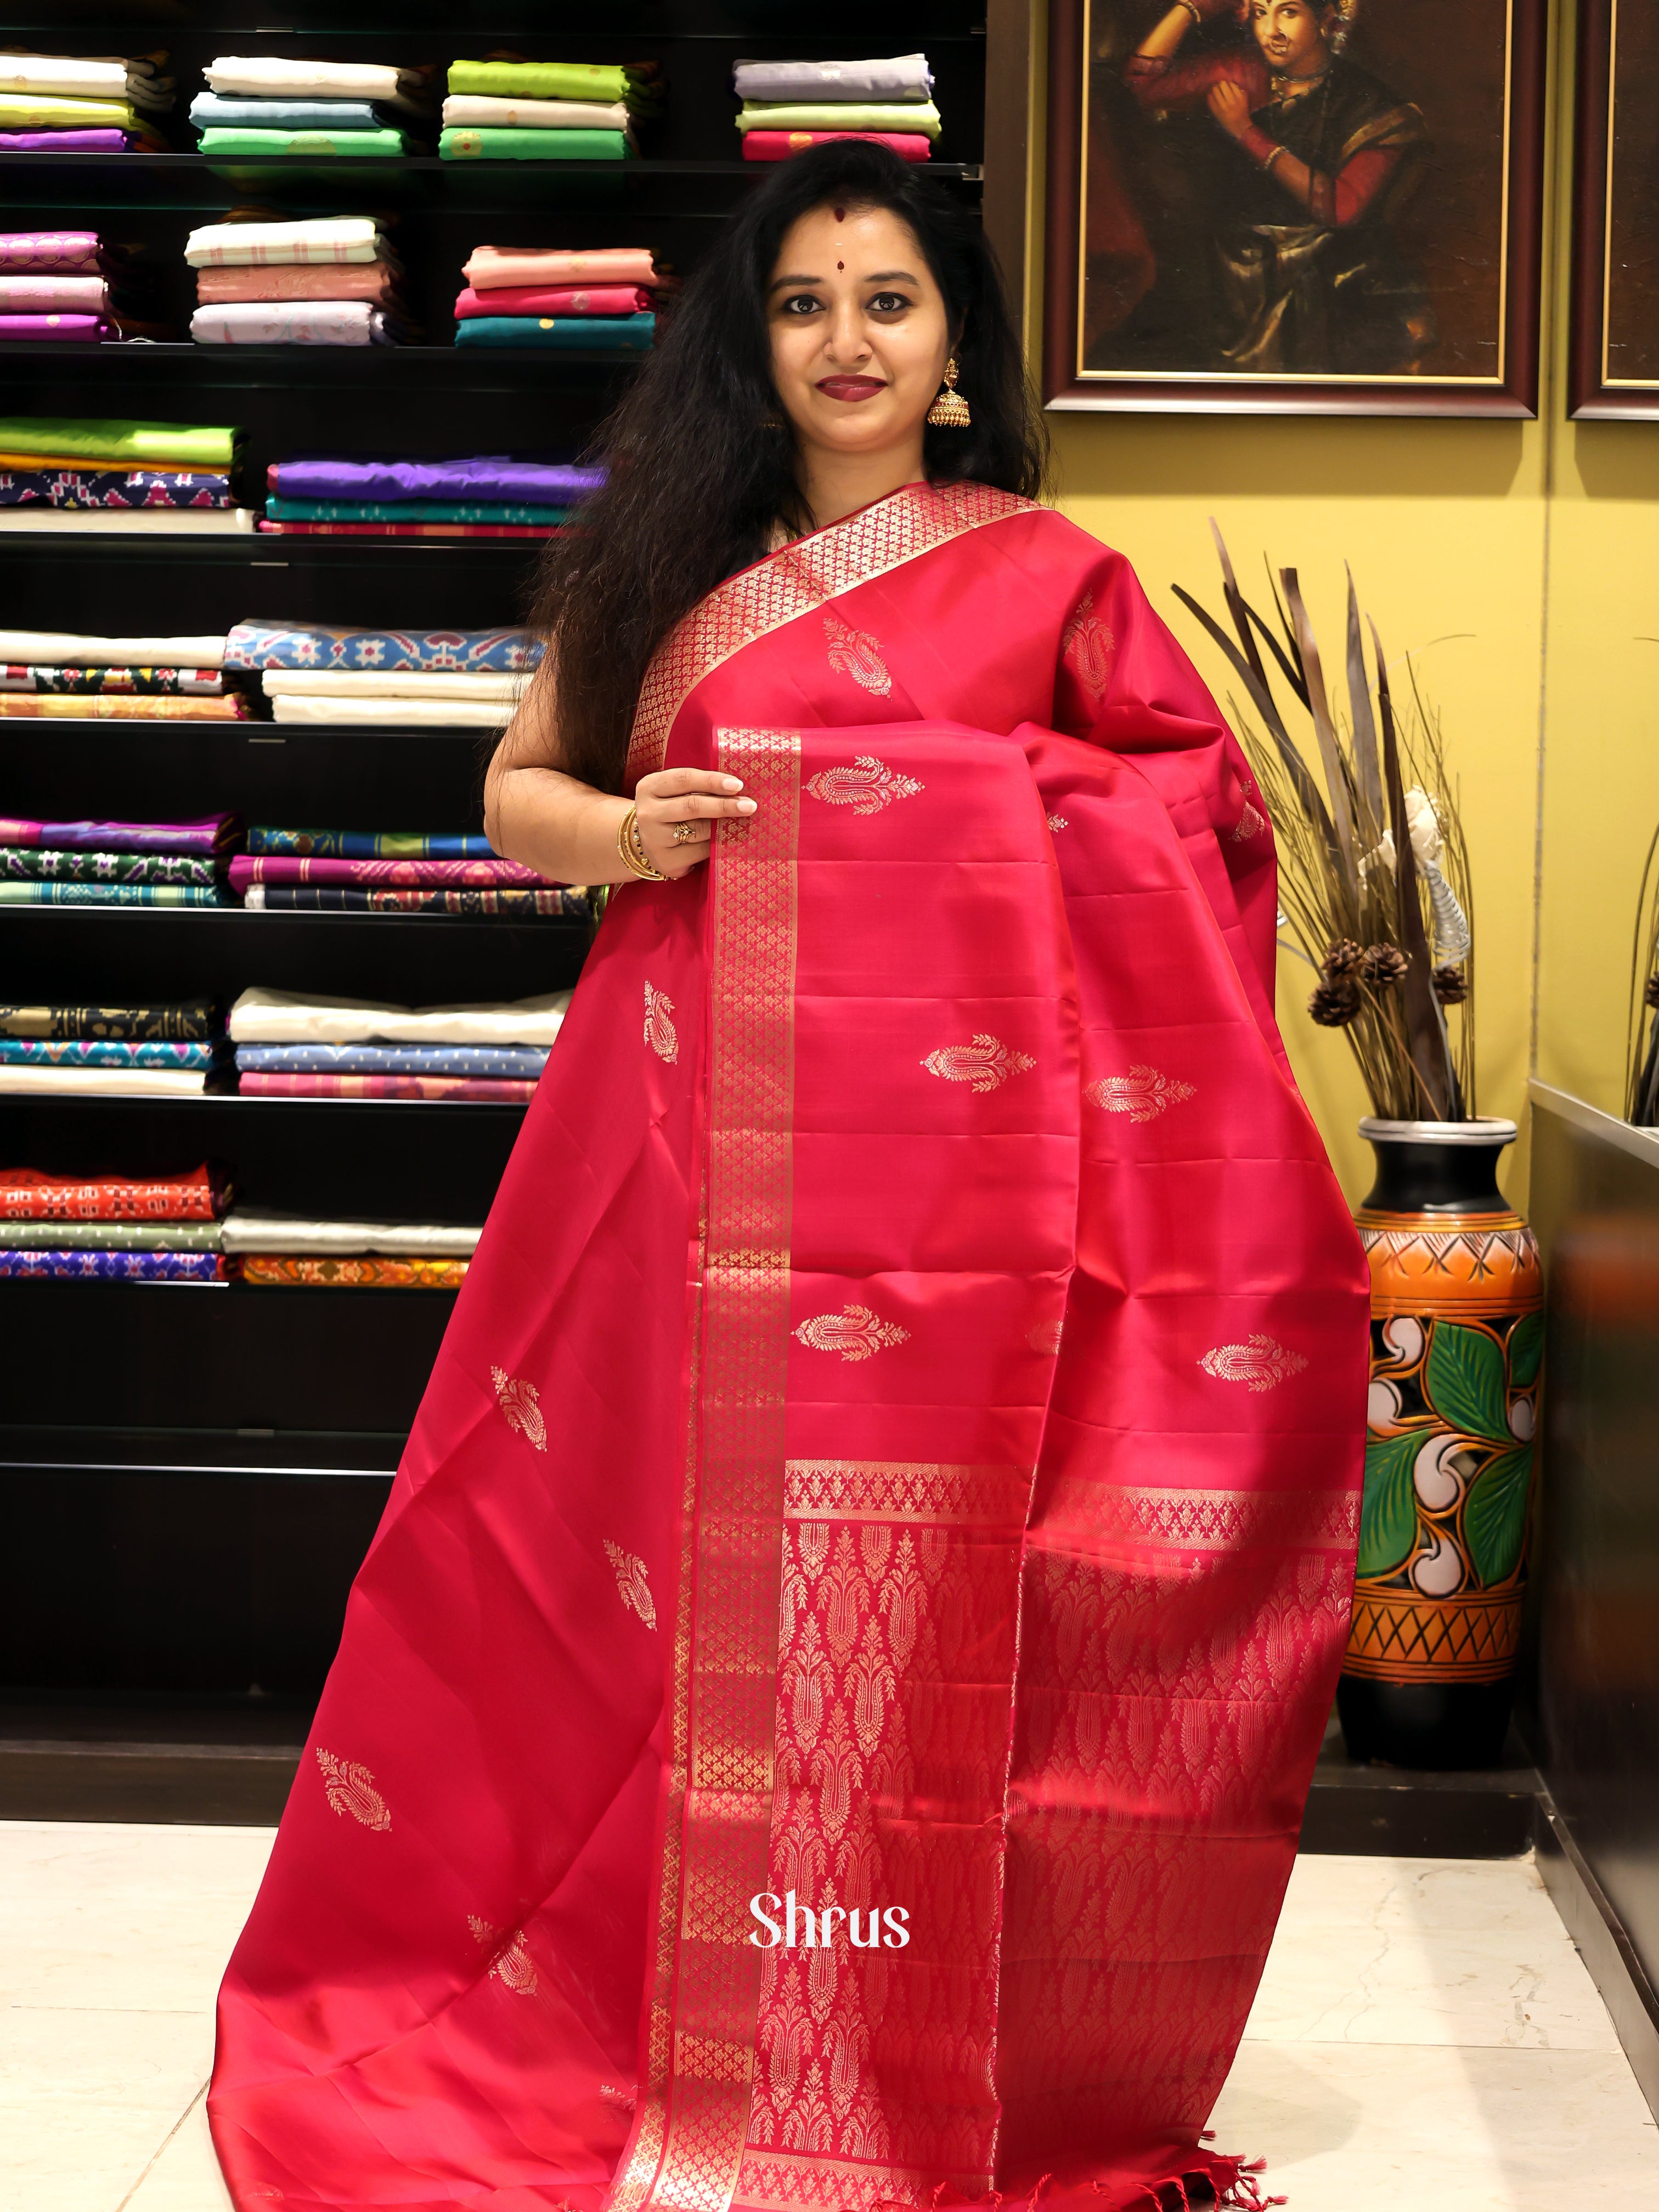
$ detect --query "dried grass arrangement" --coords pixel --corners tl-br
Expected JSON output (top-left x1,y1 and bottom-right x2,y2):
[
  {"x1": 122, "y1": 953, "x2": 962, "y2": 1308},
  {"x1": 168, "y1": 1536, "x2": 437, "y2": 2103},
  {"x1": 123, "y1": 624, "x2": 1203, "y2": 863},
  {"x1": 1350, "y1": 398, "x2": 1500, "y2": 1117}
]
[
  {"x1": 1178, "y1": 526, "x2": 1475, "y2": 1121},
  {"x1": 1626, "y1": 827, "x2": 1659, "y2": 1125}
]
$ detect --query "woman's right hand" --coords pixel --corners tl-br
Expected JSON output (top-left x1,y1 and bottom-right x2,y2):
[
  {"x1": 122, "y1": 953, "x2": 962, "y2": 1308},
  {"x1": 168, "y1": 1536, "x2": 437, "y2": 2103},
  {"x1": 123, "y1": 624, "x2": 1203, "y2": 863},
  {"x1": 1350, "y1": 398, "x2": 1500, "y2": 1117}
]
[{"x1": 631, "y1": 766, "x2": 759, "y2": 879}]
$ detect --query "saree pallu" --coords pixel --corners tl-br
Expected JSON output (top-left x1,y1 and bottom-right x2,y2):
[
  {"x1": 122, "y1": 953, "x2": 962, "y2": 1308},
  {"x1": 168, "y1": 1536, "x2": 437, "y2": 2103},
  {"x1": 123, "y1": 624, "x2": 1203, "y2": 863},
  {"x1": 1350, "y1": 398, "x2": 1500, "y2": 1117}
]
[
  {"x1": 1, "y1": 848, "x2": 224, "y2": 884},
  {"x1": 231, "y1": 854, "x2": 550, "y2": 891},
  {"x1": 211, "y1": 483, "x2": 1368, "y2": 2212}
]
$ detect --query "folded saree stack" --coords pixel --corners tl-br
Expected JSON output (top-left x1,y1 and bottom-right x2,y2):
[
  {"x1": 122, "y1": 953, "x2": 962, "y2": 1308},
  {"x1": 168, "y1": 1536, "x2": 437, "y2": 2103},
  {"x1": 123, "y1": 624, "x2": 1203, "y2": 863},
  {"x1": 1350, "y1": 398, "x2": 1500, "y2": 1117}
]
[
  {"x1": 0, "y1": 814, "x2": 238, "y2": 920},
  {"x1": 224, "y1": 618, "x2": 542, "y2": 713},
  {"x1": 454, "y1": 245, "x2": 672, "y2": 352},
  {"x1": 232, "y1": 828, "x2": 582, "y2": 917},
  {"x1": 0, "y1": 627, "x2": 241, "y2": 720},
  {"x1": 224, "y1": 1209, "x2": 479, "y2": 1289},
  {"x1": 0, "y1": 991, "x2": 226, "y2": 1097},
  {"x1": 734, "y1": 52, "x2": 940, "y2": 160},
  {"x1": 187, "y1": 217, "x2": 411, "y2": 347},
  {"x1": 191, "y1": 55, "x2": 433, "y2": 159},
  {"x1": 0, "y1": 420, "x2": 253, "y2": 533},
  {"x1": 440, "y1": 59, "x2": 659, "y2": 163},
  {"x1": 228, "y1": 984, "x2": 568, "y2": 1100},
  {"x1": 0, "y1": 48, "x2": 173, "y2": 153},
  {"x1": 0, "y1": 230, "x2": 170, "y2": 344},
  {"x1": 0, "y1": 1162, "x2": 228, "y2": 1282},
  {"x1": 256, "y1": 453, "x2": 595, "y2": 535}
]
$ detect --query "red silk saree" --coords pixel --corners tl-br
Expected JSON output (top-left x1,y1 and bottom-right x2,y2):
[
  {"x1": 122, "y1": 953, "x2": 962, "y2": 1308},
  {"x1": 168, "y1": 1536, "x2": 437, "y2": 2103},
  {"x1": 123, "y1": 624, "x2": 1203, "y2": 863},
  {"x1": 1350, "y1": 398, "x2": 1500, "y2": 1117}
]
[{"x1": 210, "y1": 482, "x2": 1369, "y2": 2212}]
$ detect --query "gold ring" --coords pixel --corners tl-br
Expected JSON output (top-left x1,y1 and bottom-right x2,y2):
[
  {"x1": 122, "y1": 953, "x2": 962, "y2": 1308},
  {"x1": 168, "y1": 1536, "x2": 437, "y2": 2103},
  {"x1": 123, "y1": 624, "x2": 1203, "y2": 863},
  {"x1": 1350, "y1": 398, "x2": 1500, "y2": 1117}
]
[{"x1": 670, "y1": 820, "x2": 699, "y2": 845}]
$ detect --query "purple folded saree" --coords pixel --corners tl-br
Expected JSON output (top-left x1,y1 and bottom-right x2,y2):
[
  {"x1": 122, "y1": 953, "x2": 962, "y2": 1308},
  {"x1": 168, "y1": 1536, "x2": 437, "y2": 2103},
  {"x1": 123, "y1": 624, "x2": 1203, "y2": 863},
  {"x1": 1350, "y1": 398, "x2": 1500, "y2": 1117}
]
[
  {"x1": 0, "y1": 813, "x2": 238, "y2": 855},
  {"x1": 0, "y1": 232, "x2": 104, "y2": 273},
  {"x1": 228, "y1": 854, "x2": 549, "y2": 893},
  {"x1": 0, "y1": 131, "x2": 142, "y2": 153},
  {"x1": 266, "y1": 456, "x2": 604, "y2": 505},
  {"x1": 0, "y1": 314, "x2": 112, "y2": 342}
]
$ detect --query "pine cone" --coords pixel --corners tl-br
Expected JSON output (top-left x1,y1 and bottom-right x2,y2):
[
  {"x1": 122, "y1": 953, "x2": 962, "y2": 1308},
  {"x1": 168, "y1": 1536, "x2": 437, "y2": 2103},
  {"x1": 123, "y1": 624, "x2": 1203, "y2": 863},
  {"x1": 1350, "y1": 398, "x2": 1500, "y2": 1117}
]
[
  {"x1": 1432, "y1": 963, "x2": 1469, "y2": 1006},
  {"x1": 1309, "y1": 977, "x2": 1362, "y2": 1027},
  {"x1": 1646, "y1": 972, "x2": 1659, "y2": 1011},
  {"x1": 1359, "y1": 943, "x2": 1408, "y2": 990},
  {"x1": 1321, "y1": 939, "x2": 1362, "y2": 978}
]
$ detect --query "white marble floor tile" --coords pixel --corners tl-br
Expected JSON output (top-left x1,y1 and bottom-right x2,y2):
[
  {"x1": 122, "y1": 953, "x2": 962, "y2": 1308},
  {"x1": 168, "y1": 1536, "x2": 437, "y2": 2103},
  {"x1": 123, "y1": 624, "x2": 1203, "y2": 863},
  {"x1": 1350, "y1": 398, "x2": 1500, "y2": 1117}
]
[
  {"x1": 0, "y1": 1822, "x2": 276, "y2": 2015},
  {"x1": 123, "y1": 2092, "x2": 234, "y2": 2212},
  {"x1": 1211, "y1": 2039, "x2": 1659, "y2": 2208},
  {"x1": 1245, "y1": 1854, "x2": 1622, "y2": 2051},
  {"x1": 0, "y1": 2005, "x2": 211, "y2": 2212}
]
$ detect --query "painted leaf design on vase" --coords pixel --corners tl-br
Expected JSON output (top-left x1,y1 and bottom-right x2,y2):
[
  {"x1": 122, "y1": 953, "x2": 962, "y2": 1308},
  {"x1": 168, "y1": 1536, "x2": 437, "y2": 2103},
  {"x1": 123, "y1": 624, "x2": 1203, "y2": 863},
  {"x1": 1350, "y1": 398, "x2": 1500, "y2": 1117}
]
[
  {"x1": 490, "y1": 1364, "x2": 546, "y2": 1452},
  {"x1": 1086, "y1": 1066, "x2": 1196, "y2": 1124},
  {"x1": 803, "y1": 757, "x2": 924, "y2": 814},
  {"x1": 1060, "y1": 590, "x2": 1115, "y2": 701},
  {"x1": 642, "y1": 981, "x2": 678, "y2": 1064},
  {"x1": 1198, "y1": 1335, "x2": 1308, "y2": 1391},
  {"x1": 1463, "y1": 1444, "x2": 1534, "y2": 1587},
  {"x1": 603, "y1": 1538, "x2": 657, "y2": 1629},
  {"x1": 792, "y1": 1304, "x2": 910, "y2": 1362},
  {"x1": 1356, "y1": 1427, "x2": 1422, "y2": 1577},
  {"x1": 1508, "y1": 1311, "x2": 1544, "y2": 1390},
  {"x1": 823, "y1": 610, "x2": 892, "y2": 697},
  {"x1": 920, "y1": 1035, "x2": 1036, "y2": 1093},
  {"x1": 1423, "y1": 1321, "x2": 1511, "y2": 1443},
  {"x1": 315, "y1": 1748, "x2": 391, "y2": 1831}
]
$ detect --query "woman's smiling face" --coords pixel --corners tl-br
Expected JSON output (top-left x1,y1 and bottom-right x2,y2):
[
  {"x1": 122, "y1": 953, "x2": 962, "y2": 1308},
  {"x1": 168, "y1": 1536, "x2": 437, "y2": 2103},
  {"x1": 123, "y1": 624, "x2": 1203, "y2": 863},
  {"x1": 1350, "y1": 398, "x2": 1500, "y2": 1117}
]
[{"x1": 766, "y1": 201, "x2": 952, "y2": 462}]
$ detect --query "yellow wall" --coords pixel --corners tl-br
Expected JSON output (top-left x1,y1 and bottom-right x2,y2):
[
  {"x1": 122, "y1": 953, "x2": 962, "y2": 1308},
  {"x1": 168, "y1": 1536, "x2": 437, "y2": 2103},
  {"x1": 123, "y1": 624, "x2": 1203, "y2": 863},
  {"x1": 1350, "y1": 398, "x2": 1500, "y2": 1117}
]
[{"x1": 1023, "y1": 0, "x2": 1656, "y2": 1207}]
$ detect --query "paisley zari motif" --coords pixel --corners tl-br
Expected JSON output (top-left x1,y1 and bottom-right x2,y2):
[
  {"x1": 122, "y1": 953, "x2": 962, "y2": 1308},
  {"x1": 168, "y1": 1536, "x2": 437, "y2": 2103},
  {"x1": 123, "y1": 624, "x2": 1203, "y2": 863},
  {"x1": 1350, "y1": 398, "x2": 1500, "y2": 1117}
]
[
  {"x1": 803, "y1": 756, "x2": 923, "y2": 813},
  {"x1": 921, "y1": 1034, "x2": 1036, "y2": 1092},
  {"x1": 1087, "y1": 1066, "x2": 1197, "y2": 1122},
  {"x1": 211, "y1": 482, "x2": 1367, "y2": 2212}
]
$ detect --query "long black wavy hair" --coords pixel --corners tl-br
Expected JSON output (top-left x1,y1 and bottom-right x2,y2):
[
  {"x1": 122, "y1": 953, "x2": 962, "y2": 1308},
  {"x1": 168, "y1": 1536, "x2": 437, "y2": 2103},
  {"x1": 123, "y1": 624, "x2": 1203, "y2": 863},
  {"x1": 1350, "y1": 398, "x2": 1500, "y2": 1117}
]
[{"x1": 531, "y1": 139, "x2": 1048, "y2": 792}]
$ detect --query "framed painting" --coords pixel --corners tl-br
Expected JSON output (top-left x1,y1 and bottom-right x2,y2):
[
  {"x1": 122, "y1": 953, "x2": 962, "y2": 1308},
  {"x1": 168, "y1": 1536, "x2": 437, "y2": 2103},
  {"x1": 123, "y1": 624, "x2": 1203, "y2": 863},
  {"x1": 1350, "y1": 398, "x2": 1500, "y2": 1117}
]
[
  {"x1": 1043, "y1": 0, "x2": 1547, "y2": 414},
  {"x1": 1570, "y1": 0, "x2": 1659, "y2": 417}
]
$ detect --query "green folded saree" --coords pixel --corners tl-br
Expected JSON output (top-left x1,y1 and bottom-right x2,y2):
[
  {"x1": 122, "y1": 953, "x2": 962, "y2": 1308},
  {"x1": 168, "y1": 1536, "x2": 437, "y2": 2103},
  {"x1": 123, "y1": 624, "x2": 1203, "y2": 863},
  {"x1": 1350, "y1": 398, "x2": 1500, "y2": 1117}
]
[
  {"x1": 736, "y1": 101, "x2": 942, "y2": 138},
  {"x1": 439, "y1": 127, "x2": 628, "y2": 161},
  {"x1": 199, "y1": 126, "x2": 408, "y2": 157},
  {"x1": 0, "y1": 418, "x2": 240, "y2": 469},
  {"x1": 446, "y1": 61, "x2": 640, "y2": 104}
]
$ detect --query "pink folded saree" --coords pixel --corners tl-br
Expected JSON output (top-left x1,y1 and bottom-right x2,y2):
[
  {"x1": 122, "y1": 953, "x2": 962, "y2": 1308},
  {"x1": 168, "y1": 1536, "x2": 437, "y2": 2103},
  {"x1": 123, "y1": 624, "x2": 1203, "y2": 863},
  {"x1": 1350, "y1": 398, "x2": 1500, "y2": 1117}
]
[{"x1": 210, "y1": 480, "x2": 1369, "y2": 2212}]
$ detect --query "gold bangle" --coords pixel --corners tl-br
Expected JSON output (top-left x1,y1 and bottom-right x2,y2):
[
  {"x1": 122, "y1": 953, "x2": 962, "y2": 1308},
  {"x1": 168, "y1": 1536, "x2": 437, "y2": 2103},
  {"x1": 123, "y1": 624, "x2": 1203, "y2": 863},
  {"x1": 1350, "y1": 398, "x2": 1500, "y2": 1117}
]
[{"x1": 617, "y1": 804, "x2": 666, "y2": 882}]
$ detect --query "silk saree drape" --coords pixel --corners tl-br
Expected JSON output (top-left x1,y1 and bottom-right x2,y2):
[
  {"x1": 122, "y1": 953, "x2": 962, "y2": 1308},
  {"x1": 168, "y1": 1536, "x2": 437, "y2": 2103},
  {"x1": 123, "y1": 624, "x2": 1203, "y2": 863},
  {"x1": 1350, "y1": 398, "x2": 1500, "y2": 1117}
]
[{"x1": 210, "y1": 482, "x2": 1369, "y2": 2212}]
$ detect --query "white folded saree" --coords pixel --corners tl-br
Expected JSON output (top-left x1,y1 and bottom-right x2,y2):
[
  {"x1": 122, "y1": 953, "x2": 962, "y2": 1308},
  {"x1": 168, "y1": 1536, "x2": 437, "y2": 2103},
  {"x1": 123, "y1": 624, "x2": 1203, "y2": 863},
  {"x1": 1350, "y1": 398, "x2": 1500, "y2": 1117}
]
[
  {"x1": 268, "y1": 695, "x2": 511, "y2": 726},
  {"x1": 261, "y1": 669, "x2": 522, "y2": 700},
  {"x1": 440, "y1": 95, "x2": 630, "y2": 131},
  {"x1": 0, "y1": 630, "x2": 226, "y2": 666},
  {"x1": 221, "y1": 1211, "x2": 482, "y2": 1256},
  {"x1": 228, "y1": 987, "x2": 571, "y2": 1047},
  {"x1": 185, "y1": 217, "x2": 388, "y2": 269}
]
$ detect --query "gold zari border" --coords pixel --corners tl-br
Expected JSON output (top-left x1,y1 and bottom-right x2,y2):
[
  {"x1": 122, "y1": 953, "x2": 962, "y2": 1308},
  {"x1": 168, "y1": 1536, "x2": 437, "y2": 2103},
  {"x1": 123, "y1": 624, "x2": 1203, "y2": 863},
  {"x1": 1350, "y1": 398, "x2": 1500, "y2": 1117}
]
[
  {"x1": 613, "y1": 732, "x2": 802, "y2": 2212},
  {"x1": 783, "y1": 1459, "x2": 1028, "y2": 1527},
  {"x1": 1092, "y1": 1484, "x2": 1359, "y2": 1553},
  {"x1": 623, "y1": 482, "x2": 1034, "y2": 785}
]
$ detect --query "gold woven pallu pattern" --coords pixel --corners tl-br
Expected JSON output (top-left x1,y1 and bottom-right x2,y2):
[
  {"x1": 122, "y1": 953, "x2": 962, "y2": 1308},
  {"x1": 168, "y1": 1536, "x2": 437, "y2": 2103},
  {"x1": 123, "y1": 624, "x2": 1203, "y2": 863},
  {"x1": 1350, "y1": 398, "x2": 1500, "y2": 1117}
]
[
  {"x1": 1344, "y1": 1586, "x2": 1525, "y2": 1683},
  {"x1": 623, "y1": 483, "x2": 1034, "y2": 786},
  {"x1": 612, "y1": 732, "x2": 801, "y2": 2212}
]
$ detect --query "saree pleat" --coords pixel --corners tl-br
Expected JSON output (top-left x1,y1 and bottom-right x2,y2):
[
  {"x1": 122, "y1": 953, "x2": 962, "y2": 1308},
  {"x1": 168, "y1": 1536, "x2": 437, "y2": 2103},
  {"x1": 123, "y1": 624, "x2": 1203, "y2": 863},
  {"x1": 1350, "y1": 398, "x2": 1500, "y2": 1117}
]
[{"x1": 211, "y1": 484, "x2": 1367, "y2": 2212}]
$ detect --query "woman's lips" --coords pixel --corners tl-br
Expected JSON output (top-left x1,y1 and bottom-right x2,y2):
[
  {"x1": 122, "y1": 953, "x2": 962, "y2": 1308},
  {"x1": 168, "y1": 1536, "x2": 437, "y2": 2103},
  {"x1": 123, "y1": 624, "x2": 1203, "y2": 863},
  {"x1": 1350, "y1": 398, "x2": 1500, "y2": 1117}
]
[{"x1": 816, "y1": 376, "x2": 887, "y2": 403}]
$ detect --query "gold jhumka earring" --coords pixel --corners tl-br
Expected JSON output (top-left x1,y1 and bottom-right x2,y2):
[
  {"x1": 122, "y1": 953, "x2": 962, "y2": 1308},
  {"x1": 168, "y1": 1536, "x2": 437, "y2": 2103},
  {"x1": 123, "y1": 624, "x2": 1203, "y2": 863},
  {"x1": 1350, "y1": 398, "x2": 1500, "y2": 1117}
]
[{"x1": 926, "y1": 356, "x2": 971, "y2": 428}]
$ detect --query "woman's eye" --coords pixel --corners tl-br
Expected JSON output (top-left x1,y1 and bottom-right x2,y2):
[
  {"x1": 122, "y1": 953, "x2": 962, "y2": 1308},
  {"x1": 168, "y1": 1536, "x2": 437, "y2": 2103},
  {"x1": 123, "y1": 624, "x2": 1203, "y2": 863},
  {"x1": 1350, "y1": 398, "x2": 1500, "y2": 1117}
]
[
  {"x1": 869, "y1": 292, "x2": 910, "y2": 314},
  {"x1": 782, "y1": 294, "x2": 821, "y2": 316}
]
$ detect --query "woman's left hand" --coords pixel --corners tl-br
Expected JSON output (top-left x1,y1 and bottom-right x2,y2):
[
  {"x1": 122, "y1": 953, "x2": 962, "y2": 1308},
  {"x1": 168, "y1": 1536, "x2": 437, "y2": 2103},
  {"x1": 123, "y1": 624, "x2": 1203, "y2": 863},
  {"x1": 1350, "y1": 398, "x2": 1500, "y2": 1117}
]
[{"x1": 1207, "y1": 81, "x2": 1254, "y2": 137}]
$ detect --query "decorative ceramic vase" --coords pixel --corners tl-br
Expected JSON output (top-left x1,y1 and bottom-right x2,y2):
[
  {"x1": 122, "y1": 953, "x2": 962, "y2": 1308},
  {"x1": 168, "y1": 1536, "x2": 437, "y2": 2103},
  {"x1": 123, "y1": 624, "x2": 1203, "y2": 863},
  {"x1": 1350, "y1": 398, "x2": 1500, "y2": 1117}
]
[{"x1": 1338, "y1": 1118, "x2": 1543, "y2": 1769}]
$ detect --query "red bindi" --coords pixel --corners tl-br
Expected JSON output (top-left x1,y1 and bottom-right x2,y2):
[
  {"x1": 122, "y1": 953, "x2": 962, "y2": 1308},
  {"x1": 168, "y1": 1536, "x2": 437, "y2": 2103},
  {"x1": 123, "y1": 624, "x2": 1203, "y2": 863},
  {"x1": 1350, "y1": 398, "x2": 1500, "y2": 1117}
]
[
  {"x1": 837, "y1": 260, "x2": 844, "y2": 270},
  {"x1": 833, "y1": 206, "x2": 845, "y2": 221}
]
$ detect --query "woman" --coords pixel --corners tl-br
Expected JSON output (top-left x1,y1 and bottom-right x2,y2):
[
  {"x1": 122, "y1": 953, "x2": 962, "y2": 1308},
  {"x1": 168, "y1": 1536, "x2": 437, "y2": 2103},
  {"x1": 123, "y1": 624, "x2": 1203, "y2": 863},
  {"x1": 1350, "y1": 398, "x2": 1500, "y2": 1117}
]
[
  {"x1": 210, "y1": 142, "x2": 1368, "y2": 2212},
  {"x1": 1124, "y1": 0, "x2": 1432, "y2": 372}
]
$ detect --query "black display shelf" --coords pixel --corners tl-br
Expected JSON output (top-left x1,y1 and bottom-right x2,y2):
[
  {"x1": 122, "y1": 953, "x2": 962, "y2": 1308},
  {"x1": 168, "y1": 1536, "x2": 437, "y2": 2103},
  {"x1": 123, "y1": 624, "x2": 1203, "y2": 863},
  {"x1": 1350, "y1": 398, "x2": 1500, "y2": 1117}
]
[{"x1": 1, "y1": 0, "x2": 994, "y2": 1731}]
